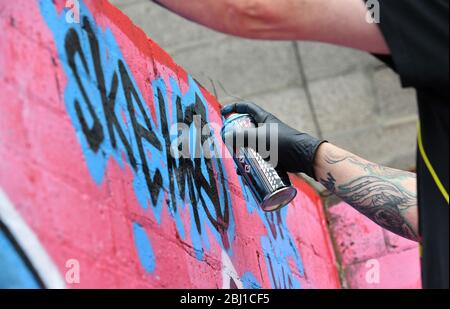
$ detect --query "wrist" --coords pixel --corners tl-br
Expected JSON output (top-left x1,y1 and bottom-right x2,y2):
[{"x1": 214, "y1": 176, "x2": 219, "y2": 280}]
[
  {"x1": 312, "y1": 141, "x2": 331, "y2": 180},
  {"x1": 291, "y1": 134, "x2": 327, "y2": 179}
]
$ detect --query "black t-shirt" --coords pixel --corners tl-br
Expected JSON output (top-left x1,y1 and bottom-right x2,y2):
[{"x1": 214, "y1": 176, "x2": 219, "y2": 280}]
[{"x1": 370, "y1": 0, "x2": 449, "y2": 288}]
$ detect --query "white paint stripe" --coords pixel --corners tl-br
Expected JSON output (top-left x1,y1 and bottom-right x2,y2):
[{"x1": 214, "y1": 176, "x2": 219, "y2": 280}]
[
  {"x1": 0, "y1": 188, "x2": 66, "y2": 289},
  {"x1": 221, "y1": 249, "x2": 243, "y2": 289}
]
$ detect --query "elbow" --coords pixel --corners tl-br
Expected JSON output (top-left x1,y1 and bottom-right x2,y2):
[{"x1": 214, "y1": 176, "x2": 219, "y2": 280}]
[{"x1": 223, "y1": 0, "x2": 283, "y2": 39}]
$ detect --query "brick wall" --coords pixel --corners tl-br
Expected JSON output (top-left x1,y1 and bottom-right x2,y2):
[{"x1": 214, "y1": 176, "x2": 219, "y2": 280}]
[
  {"x1": 111, "y1": 0, "x2": 422, "y2": 289},
  {"x1": 0, "y1": 0, "x2": 342, "y2": 288},
  {"x1": 0, "y1": 0, "x2": 421, "y2": 289},
  {"x1": 327, "y1": 200, "x2": 421, "y2": 288}
]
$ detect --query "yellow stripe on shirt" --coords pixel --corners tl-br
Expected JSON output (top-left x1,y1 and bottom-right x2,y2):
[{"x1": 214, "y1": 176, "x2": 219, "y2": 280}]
[{"x1": 417, "y1": 121, "x2": 449, "y2": 205}]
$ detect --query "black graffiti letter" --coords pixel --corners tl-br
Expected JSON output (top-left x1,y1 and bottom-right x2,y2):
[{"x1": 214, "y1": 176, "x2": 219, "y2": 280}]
[
  {"x1": 81, "y1": 18, "x2": 137, "y2": 169},
  {"x1": 65, "y1": 28, "x2": 104, "y2": 152},
  {"x1": 118, "y1": 60, "x2": 163, "y2": 206},
  {"x1": 192, "y1": 97, "x2": 229, "y2": 241}
]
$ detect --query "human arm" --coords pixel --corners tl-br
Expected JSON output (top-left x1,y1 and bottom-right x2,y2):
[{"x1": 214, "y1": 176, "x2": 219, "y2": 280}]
[
  {"x1": 221, "y1": 102, "x2": 419, "y2": 241},
  {"x1": 314, "y1": 142, "x2": 419, "y2": 241},
  {"x1": 151, "y1": 0, "x2": 389, "y2": 54}
]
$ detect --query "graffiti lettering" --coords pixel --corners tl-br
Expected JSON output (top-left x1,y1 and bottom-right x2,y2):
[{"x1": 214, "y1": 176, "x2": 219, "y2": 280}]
[
  {"x1": 61, "y1": 15, "x2": 233, "y2": 254},
  {"x1": 40, "y1": 0, "x2": 305, "y2": 288}
]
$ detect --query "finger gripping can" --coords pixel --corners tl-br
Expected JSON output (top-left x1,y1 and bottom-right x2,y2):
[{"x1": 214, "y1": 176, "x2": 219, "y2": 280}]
[{"x1": 221, "y1": 113, "x2": 297, "y2": 212}]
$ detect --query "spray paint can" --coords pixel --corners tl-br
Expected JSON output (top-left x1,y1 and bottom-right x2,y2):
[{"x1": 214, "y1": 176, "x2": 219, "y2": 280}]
[{"x1": 221, "y1": 113, "x2": 297, "y2": 212}]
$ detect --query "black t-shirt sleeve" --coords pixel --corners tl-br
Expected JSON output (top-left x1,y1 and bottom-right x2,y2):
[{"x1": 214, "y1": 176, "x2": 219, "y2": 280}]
[{"x1": 369, "y1": 0, "x2": 449, "y2": 90}]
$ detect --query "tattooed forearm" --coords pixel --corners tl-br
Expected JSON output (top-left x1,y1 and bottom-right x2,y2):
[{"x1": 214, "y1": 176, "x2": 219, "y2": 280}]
[
  {"x1": 324, "y1": 153, "x2": 416, "y2": 181},
  {"x1": 315, "y1": 144, "x2": 419, "y2": 242},
  {"x1": 321, "y1": 172, "x2": 418, "y2": 241}
]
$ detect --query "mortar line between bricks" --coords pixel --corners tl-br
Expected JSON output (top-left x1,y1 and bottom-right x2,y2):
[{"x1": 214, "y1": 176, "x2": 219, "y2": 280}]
[
  {"x1": 292, "y1": 42, "x2": 323, "y2": 139},
  {"x1": 218, "y1": 81, "x2": 304, "y2": 104},
  {"x1": 321, "y1": 195, "x2": 349, "y2": 288},
  {"x1": 110, "y1": 0, "x2": 145, "y2": 10},
  {"x1": 169, "y1": 37, "x2": 232, "y2": 56},
  {"x1": 306, "y1": 63, "x2": 388, "y2": 84}
]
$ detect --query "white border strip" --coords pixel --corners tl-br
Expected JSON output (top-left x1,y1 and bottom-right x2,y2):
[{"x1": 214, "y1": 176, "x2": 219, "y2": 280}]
[{"x1": 0, "y1": 188, "x2": 66, "y2": 289}]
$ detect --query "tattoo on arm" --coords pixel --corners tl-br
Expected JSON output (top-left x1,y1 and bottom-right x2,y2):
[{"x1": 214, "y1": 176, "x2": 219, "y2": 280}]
[
  {"x1": 324, "y1": 154, "x2": 416, "y2": 180},
  {"x1": 320, "y1": 154, "x2": 419, "y2": 241}
]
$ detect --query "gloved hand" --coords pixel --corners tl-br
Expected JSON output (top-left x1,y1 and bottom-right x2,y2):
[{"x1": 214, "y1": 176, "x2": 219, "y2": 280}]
[{"x1": 221, "y1": 102, "x2": 326, "y2": 179}]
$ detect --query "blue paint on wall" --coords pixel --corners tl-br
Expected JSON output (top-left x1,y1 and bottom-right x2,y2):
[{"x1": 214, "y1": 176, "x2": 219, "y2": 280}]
[
  {"x1": 241, "y1": 272, "x2": 262, "y2": 289},
  {"x1": 243, "y1": 186, "x2": 304, "y2": 288},
  {"x1": 0, "y1": 227, "x2": 40, "y2": 289},
  {"x1": 39, "y1": 0, "x2": 234, "y2": 263},
  {"x1": 39, "y1": 0, "x2": 304, "y2": 289},
  {"x1": 133, "y1": 222, "x2": 156, "y2": 273}
]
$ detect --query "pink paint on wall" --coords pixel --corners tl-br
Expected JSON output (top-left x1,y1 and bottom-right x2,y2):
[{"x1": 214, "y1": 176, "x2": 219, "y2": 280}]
[
  {"x1": 327, "y1": 202, "x2": 421, "y2": 289},
  {"x1": 0, "y1": 0, "x2": 422, "y2": 289},
  {"x1": 0, "y1": 0, "x2": 342, "y2": 289}
]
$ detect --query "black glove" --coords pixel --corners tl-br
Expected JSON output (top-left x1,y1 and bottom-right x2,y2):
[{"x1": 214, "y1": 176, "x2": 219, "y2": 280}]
[{"x1": 221, "y1": 102, "x2": 326, "y2": 179}]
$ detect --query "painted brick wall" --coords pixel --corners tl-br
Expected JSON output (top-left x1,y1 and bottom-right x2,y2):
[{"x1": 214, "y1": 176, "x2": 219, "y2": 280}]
[
  {"x1": 112, "y1": 0, "x2": 418, "y2": 174},
  {"x1": 327, "y1": 200, "x2": 421, "y2": 289},
  {"x1": 0, "y1": 0, "x2": 341, "y2": 289}
]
